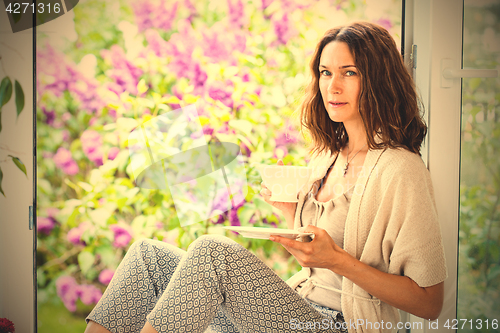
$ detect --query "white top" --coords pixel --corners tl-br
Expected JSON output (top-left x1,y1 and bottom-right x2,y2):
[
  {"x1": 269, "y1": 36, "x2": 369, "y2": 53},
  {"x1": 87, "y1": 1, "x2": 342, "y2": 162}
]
[
  {"x1": 288, "y1": 147, "x2": 448, "y2": 332},
  {"x1": 294, "y1": 182, "x2": 354, "y2": 311}
]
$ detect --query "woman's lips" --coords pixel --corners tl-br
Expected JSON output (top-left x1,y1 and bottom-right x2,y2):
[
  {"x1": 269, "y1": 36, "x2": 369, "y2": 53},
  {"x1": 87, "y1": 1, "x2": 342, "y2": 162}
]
[{"x1": 329, "y1": 101, "x2": 347, "y2": 108}]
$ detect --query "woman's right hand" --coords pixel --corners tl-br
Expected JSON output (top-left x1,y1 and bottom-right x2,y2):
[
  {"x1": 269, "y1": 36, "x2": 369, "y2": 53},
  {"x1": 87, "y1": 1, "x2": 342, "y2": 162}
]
[{"x1": 259, "y1": 159, "x2": 298, "y2": 221}]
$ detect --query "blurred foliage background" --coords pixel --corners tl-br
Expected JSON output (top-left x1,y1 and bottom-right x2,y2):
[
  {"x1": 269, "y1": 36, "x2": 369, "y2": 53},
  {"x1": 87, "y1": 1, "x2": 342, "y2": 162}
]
[
  {"x1": 35, "y1": 0, "x2": 404, "y2": 331},
  {"x1": 457, "y1": 1, "x2": 500, "y2": 331}
]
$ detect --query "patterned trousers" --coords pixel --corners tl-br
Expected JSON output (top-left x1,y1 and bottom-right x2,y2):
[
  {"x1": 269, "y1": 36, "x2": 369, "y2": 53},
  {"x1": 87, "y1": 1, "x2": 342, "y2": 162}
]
[{"x1": 86, "y1": 235, "x2": 346, "y2": 333}]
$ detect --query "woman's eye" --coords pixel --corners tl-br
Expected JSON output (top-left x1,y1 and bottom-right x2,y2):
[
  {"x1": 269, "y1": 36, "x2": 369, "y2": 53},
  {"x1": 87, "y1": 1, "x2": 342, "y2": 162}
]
[
  {"x1": 320, "y1": 70, "x2": 331, "y2": 76},
  {"x1": 345, "y1": 70, "x2": 356, "y2": 76}
]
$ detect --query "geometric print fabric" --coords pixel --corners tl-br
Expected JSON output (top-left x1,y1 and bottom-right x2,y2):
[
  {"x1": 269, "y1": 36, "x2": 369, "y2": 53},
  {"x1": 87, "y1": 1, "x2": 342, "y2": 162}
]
[{"x1": 87, "y1": 236, "x2": 345, "y2": 332}]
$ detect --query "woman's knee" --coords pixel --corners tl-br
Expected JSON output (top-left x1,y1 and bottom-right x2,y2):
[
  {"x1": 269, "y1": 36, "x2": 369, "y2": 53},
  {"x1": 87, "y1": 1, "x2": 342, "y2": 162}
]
[
  {"x1": 128, "y1": 238, "x2": 185, "y2": 260},
  {"x1": 188, "y1": 234, "x2": 240, "y2": 253}
]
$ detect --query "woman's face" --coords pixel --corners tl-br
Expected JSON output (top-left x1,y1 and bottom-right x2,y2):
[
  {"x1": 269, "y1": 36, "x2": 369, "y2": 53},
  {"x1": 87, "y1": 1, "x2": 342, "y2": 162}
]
[{"x1": 318, "y1": 41, "x2": 362, "y2": 126}]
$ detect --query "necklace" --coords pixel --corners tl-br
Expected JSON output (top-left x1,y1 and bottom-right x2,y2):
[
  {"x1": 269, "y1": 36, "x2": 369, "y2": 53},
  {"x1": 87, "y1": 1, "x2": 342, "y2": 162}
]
[{"x1": 343, "y1": 143, "x2": 367, "y2": 177}]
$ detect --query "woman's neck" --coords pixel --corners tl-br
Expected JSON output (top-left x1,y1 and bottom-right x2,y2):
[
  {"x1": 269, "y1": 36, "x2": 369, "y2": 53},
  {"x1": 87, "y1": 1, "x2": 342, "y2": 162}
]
[{"x1": 343, "y1": 121, "x2": 368, "y2": 153}]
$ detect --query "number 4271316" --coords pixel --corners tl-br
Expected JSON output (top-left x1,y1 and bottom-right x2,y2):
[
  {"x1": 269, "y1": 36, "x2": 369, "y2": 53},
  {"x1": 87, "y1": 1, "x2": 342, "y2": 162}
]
[
  {"x1": 5, "y1": 2, "x2": 62, "y2": 14},
  {"x1": 443, "y1": 319, "x2": 498, "y2": 330}
]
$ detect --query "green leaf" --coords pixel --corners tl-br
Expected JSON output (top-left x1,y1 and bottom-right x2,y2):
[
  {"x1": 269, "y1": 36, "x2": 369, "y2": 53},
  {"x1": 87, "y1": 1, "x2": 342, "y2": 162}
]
[
  {"x1": 9, "y1": 155, "x2": 27, "y2": 177},
  {"x1": 14, "y1": 80, "x2": 25, "y2": 118},
  {"x1": 0, "y1": 166, "x2": 4, "y2": 196},
  {"x1": 0, "y1": 77, "x2": 13, "y2": 108},
  {"x1": 78, "y1": 251, "x2": 95, "y2": 275}
]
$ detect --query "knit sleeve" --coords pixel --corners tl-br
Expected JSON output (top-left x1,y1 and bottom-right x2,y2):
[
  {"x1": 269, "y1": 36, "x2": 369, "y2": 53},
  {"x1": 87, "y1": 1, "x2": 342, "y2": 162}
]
[{"x1": 385, "y1": 156, "x2": 448, "y2": 287}]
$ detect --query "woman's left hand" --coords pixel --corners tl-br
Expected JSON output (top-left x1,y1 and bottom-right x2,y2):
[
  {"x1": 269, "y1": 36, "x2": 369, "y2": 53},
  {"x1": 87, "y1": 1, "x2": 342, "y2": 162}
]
[{"x1": 270, "y1": 225, "x2": 350, "y2": 273}]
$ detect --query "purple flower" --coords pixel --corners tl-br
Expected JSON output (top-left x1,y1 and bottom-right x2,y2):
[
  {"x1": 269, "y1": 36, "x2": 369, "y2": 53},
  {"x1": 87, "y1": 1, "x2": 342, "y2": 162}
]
[
  {"x1": 56, "y1": 276, "x2": 79, "y2": 312},
  {"x1": 81, "y1": 130, "x2": 104, "y2": 166},
  {"x1": 273, "y1": 13, "x2": 295, "y2": 45},
  {"x1": 109, "y1": 224, "x2": 133, "y2": 248},
  {"x1": 184, "y1": 0, "x2": 197, "y2": 22},
  {"x1": 240, "y1": 141, "x2": 251, "y2": 157},
  {"x1": 227, "y1": 0, "x2": 246, "y2": 29},
  {"x1": 107, "y1": 147, "x2": 120, "y2": 161},
  {"x1": 261, "y1": 0, "x2": 274, "y2": 10},
  {"x1": 228, "y1": 208, "x2": 241, "y2": 226},
  {"x1": 202, "y1": 125, "x2": 214, "y2": 136},
  {"x1": 274, "y1": 123, "x2": 300, "y2": 147},
  {"x1": 67, "y1": 225, "x2": 86, "y2": 246},
  {"x1": 375, "y1": 18, "x2": 393, "y2": 31},
  {"x1": 133, "y1": 0, "x2": 178, "y2": 32},
  {"x1": 53, "y1": 147, "x2": 79, "y2": 176},
  {"x1": 145, "y1": 29, "x2": 170, "y2": 57},
  {"x1": 37, "y1": 217, "x2": 56, "y2": 235},
  {"x1": 42, "y1": 107, "x2": 55, "y2": 125},
  {"x1": 98, "y1": 269, "x2": 115, "y2": 285},
  {"x1": 201, "y1": 26, "x2": 246, "y2": 64},
  {"x1": 77, "y1": 284, "x2": 102, "y2": 305},
  {"x1": 37, "y1": 43, "x2": 106, "y2": 114},
  {"x1": 101, "y1": 45, "x2": 143, "y2": 95},
  {"x1": 210, "y1": 181, "x2": 246, "y2": 217},
  {"x1": 208, "y1": 81, "x2": 234, "y2": 109}
]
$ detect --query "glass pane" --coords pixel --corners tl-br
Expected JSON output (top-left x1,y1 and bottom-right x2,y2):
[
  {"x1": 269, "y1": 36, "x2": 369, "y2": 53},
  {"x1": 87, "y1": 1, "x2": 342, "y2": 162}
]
[
  {"x1": 35, "y1": 0, "x2": 402, "y2": 331},
  {"x1": 458, "y1": 0, "x2": 500, "y2": 331}
]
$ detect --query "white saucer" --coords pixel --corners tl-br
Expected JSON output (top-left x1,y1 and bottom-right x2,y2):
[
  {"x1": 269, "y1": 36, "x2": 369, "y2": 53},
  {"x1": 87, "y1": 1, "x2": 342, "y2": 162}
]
[{"x1": 223, "y1": 226, "x2": 314, "y2": 240}]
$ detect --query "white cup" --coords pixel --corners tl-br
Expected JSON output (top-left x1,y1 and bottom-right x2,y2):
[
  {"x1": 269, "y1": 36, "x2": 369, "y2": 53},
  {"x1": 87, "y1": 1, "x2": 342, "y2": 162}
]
[{"x1": 257, "y1": 165, "x2": 312, "y2": 202}]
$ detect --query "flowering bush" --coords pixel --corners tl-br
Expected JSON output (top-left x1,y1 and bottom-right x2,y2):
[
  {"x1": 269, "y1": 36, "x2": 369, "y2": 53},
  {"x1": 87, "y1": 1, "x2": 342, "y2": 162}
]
[
  {"x1": 35, "y1": 0, "x2": 401, "y2": 328},
  {"x1": 0, "y1": 318, "x2": 15, "y2": 333}
]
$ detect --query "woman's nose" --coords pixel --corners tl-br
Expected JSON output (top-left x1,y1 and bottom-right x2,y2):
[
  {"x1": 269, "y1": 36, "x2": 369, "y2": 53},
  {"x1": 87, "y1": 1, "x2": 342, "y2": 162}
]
[{"x1": 328, "y1": 76, "x2": 342, "y2": 94}]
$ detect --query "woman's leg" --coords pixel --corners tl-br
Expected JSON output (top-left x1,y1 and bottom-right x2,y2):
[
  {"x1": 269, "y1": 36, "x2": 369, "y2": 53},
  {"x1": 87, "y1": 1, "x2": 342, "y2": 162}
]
[
  {"x1": 85, "y1": 239, "x2": 187, "y2": 332},
  {"x1": 85, "y1": 238, "x2": 239, "y2": 333},
  {"x1": 145, "y1": 235, "x2": 342, "y2": 333}
]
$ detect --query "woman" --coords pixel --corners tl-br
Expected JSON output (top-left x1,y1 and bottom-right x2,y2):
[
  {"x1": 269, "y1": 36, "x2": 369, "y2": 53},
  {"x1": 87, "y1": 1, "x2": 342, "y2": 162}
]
[{"x1": 84, "y1": 22, "x2": 447, "y2": 333}]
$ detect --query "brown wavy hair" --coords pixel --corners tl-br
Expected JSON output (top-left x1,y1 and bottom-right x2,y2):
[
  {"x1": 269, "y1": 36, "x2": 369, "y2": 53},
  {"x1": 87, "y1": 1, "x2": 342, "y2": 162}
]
[{"x1": 298, "y1": 21, "x2": 426, "y2": 157}]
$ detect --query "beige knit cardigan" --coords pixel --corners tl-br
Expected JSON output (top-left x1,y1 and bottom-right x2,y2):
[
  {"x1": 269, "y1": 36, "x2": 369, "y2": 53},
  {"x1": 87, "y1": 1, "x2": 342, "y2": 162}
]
[{"x1": 290, "y1": 147, "x2": 448, "y2": 333}]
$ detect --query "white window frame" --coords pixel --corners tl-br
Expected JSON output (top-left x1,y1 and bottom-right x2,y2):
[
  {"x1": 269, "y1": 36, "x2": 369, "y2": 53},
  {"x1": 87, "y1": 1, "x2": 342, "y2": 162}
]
[{"x1": 404, "y1": 0, "x2": 463, "y2": 331}]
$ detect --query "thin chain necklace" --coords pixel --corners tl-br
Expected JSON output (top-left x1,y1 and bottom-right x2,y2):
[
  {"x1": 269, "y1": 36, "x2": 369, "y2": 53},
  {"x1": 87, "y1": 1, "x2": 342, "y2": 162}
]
[{"x1": 343, "y1": 143, "x2": 367, "y2": 177}]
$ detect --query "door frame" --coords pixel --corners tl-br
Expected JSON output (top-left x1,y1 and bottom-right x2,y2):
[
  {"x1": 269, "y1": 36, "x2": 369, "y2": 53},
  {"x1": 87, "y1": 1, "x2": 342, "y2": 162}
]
[{"x1": 405, "y1": 0, "x2": 462, "y2": 331}]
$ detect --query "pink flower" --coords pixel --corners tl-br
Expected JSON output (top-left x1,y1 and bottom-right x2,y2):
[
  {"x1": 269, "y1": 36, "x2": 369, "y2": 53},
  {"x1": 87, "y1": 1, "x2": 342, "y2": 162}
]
[
  {"x1": 208, "y1": 81, "x2": 234, "y2": 109},
  {"x1": 184, "y1": 0, "x2": 197, "y2": 22},
  {"x1": 133, "y1": 0, "x2": 178, "y2": 32},
  {"x1": 273, "y1": 13, "x2": 296, "y2": 45},
  {"x1": 227, "y1": 0, "x2": 246, "y2": 29},
  {"x1": 240, "y1": 141, "x2": 251, "y2": 157},
  {"x1": 56, "y1": 276, "x2": 79, "y2": 312},
  {"x1": 37, "y1": 43, "x2": 106, "y2": 114},
  {"x1": 98, "y1": 269, "x2": 115, "y2": 285},
  {"x1": 375, "y1": 18, "x2": 393, "y2": 31},
  {"x1": 42, "y1": 107, "x2": 55, "y2": 125},
  {"x1": 145, "y1": 29, "x2": 170, "y2": 57},
  {"x1": 77, "y1": 284, "x2": 102, "y2": 305},
  {"x1": 53, "y1": 147, "x2": 79, "y2": 175},
  {"x1": 274, "y1": 122, "x2": 300, "y2": 147},
  {"x1": 201, "y1": 25, "x2": 246, "y2": 64},
  {"x1": 55, "y1": 276, "x2": 102, "y2": 311},
  {"x1": 107, "y1": 147, "x2": 120, "y2": 161},
  {"x1": 109, "y1": 224, "x2": 133, "y2": 248},
  {"x1": 261, "y1": 0, "x2": 274, "y2": 10},
  {"x1": 67, "y1": 225, "x2": 86, "y2": 246},
  {"x1": 81, "y1": 130, "x2": 103, "y2": 166},
  {"x1": 101, "y1": 45, "x2": 143, "y2": 95},
  {"x1": 47, "y1": 207, "x2": 59, "y2": 219},
  {"x1": 38, "y1": 217, "x2": 56, "y2": 235},
  {"x1": 228, "y1": 208, "x2": 241, "y2": 226},
  {"x1": 273, "y1": 146, "x2": 288, "y2": 159}
]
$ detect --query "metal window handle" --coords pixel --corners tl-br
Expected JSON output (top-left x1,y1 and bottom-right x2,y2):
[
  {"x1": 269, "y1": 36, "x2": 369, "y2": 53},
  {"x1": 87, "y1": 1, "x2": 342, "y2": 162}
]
[
  {"x1": 441, "y1": 58, "x2": 498, "y2": 88},
  {"x1": 443, "y1": 68, "x2": 498, "y2": 79}
]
